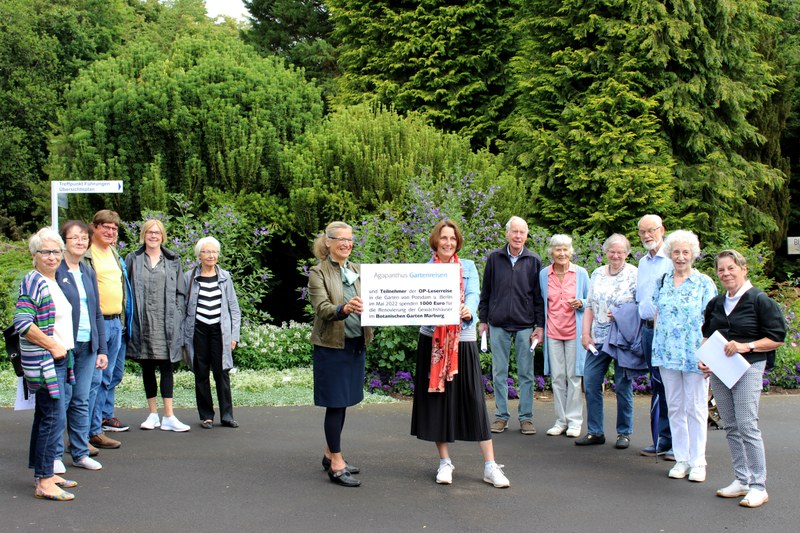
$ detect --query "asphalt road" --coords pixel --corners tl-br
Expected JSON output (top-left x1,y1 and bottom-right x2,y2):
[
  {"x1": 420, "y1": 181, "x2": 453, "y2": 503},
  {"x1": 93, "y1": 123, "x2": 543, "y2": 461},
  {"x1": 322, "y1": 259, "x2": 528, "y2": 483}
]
[{"x1": 1, "y1": 394, "x2": 798, "y2": 532}]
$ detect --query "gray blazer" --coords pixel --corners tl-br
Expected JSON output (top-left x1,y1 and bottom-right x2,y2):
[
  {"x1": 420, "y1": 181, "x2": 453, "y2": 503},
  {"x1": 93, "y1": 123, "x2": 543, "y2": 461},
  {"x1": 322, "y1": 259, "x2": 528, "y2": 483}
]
[{"x1": 183, "y1": 266, "x2": 241, "y2": 371}]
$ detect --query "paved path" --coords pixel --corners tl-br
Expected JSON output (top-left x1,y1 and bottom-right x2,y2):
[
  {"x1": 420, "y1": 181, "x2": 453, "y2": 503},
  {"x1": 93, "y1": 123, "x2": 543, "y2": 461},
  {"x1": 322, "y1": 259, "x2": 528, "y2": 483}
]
[{"x1": 1, "y1": 394, "x2": 799, "y2": 532}]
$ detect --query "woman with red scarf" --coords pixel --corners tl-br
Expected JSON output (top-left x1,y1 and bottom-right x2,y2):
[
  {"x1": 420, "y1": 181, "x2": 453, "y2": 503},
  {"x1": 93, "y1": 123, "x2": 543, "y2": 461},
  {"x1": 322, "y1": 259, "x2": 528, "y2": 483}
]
[{"x1": 410, "y1": 219, "x2": 510, "y2": 488}]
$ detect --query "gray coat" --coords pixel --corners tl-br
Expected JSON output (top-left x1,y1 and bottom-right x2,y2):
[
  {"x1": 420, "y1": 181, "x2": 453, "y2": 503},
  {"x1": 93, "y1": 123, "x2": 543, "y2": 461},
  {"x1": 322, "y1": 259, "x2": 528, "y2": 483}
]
[
  {"x1": 183, "y1": 266, "x2": 241, "y2": 371},
  {"x1": 125, "y1": 246, "x2": 186, "y2": 363}
]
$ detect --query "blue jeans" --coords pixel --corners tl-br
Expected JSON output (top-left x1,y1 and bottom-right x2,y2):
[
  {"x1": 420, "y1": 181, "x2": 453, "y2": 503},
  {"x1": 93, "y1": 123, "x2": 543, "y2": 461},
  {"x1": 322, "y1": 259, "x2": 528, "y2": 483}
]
[
  {"x1": 643, "y1": 324, "x2": 672, "y2": 449},
  {"x1": 91, "y1": 318, "x2": 124, "y2": 436},
  {"x1": 583, "y1": 350, "x2": 633, "y2": 436},
  {"x1": 490, "y1": 326, "x2": 534, "y2": 421},
  {"x1": 29, "y1": 358, "x2": 67, "y2": 479},
  {"x1": 56, "y1": 341, "x2": 96, "y2": 460}
]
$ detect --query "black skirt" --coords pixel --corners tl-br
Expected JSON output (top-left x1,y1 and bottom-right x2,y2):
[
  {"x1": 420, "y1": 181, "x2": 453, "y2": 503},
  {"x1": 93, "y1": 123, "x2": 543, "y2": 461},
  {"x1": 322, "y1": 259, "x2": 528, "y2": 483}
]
[
  {"x1": 410, "y1": 334, "x2": 491, "y2": 443},
  {"x1": 313, "y1": 337, "x2": 366, "y2": 408}
]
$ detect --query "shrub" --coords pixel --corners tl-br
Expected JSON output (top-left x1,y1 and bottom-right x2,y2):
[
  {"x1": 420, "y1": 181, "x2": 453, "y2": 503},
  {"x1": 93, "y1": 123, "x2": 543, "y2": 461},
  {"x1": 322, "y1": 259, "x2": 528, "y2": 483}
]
[{"x1": 236, "y1": 321, "x2": 313, "y2": 370}]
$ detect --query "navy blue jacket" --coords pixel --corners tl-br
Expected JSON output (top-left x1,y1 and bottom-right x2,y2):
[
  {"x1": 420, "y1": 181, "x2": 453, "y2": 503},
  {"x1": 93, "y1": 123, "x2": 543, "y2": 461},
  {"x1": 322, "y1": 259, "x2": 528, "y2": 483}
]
[
  {"x1": 478, "y1": 246, "x2": 544, "y2": 331},
  {"x1": 56, "y1": 261, "x2": 109, "y2": 356}
]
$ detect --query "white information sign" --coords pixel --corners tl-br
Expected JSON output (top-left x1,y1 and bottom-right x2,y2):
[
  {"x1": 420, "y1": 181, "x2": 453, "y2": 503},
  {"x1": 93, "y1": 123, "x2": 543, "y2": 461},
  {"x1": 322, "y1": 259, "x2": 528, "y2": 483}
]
[
  {"x1": 360, "y1": 263, "x2": 460, "y2": 326},
  {"x1": 788, "y1": 236, "x2": 800, "y2": 255},
  {"x1": 51, "y1": 180, "x2": 124, "y2": 230}
]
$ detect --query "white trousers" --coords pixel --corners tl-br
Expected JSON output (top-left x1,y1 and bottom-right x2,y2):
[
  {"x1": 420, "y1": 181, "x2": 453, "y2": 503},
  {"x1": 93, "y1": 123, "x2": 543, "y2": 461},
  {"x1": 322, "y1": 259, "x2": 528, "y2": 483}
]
[
  {"x1": 661, "y1": 367, "x2": 709, "y2": 467},
  {"x1": 547, "y1": 338, "x2": 583, "y2": 430}
]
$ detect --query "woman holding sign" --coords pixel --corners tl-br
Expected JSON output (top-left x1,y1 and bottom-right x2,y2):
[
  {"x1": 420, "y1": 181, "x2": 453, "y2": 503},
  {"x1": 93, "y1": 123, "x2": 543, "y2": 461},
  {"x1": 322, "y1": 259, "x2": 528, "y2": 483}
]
[
  {"x1": 699, "y1": 250, "x2": 785, "y2": 508},
  {"x1": 308, "y1": 221, "x2": 373, "y2": 488},
  {"x1": 410, "y1": 219, "x2": 510, "y2": 488}
]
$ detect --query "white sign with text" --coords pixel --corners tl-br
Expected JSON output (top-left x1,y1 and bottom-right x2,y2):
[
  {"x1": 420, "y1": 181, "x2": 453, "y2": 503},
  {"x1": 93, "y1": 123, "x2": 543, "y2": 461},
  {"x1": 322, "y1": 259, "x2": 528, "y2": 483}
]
[{"x1": 360, "y1": 263, "x2": 460, "y2": 326}]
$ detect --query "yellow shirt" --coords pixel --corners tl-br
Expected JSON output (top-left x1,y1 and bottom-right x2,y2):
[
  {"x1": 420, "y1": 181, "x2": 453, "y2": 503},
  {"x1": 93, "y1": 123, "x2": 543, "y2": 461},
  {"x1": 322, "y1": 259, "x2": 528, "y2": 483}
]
[{"x1": 91, "y1": 244, "x2": 123, "y2": 315}]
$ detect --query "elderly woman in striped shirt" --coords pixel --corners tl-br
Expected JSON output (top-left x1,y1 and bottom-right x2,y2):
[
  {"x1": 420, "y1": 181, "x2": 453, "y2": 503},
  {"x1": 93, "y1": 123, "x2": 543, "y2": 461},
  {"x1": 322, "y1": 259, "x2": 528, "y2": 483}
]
[{"x1": 183, "y1": 237, "x2": 242, "y2": 429}]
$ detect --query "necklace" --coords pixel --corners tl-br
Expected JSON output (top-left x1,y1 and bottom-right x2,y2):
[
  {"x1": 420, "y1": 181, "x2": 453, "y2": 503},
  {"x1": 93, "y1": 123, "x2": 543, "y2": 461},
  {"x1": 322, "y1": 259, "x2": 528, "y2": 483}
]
[{"x1": 608, "y1": 264, "x2": 624, "y2": 276}]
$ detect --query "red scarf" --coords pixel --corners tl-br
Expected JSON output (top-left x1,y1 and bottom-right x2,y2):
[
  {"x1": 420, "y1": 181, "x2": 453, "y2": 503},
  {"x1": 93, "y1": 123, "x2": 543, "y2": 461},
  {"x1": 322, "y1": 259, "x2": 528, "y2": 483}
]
[{"x1": 428, "y1": 253, "x2": 465, "y2": 393}]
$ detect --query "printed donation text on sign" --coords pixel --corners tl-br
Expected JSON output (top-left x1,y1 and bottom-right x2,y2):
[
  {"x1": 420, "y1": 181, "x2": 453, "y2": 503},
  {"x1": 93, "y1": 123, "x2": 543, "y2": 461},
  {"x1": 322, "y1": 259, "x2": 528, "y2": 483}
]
[{"x1": 360, "y1": 264, "x2": 460, "y2": 326}]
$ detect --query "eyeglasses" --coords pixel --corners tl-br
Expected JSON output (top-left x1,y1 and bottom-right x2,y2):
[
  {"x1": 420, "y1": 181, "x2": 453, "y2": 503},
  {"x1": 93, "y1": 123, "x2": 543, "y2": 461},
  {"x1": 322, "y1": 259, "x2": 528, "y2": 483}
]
[
  {"x1": 199, "y1": 250, "x2": 219, "y2": 256},
  {"x1": 145, "y1": 231, "x2": 162, "y2": 237},
  {"x1": 98, "y1": 224, "x2": 118, "y2": 233},
  {"x1": 66, "y1": 236, "x2": 89, "y2": 243},
  {"x1": 327, "y1": 236, "x2": 354, "y2": 243},
  {"x1": 637, "y1": 226, "x2": 662, "y2": 236},
  {"x1": 37, "y1": 249, "x2": 63, "y2": 257}
]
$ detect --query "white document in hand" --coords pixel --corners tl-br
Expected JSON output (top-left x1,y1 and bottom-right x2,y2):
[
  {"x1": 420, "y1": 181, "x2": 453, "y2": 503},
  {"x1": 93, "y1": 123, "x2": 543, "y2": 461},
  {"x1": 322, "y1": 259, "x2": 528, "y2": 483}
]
[{"x1": 696, "y1": 330, "x2": 751, "y2": 388}]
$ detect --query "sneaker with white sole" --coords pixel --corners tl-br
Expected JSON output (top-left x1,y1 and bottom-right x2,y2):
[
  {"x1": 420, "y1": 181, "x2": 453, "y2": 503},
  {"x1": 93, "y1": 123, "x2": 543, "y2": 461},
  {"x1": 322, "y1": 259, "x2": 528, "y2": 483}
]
[
  {"x1": 688, "y1": 466, "x2": 706, "y2": 482},
  {"x1": 54, "y1": 459, "x2": 66, "y2": 475},
  {"x1": 483, "y1": 463, "x2": 510, "y2": 488},
  {"x1": 73, "y1": 456, "x2": 102, "y2": 470},
  {"x1": 739, "y1": 488, "x2": 768, "y2": 508},
  {"x1": 160, "y1": 415, "x2": 190, "y2": 432},
  {"x1": 436, "y1": 462, "x2": 454, "y2": 484},
  {"x1": 102, "y1": 417, "x2": 129, "y2": 432},
  {"x1": 565, "y1": 427, "x2": 581, "y2": 438},
  {"x1": 668, "y1": 461, "x2": 691, "y2": 479},
  {"x1": 140, "y1": 413, "x2": 161, "y2": 430},
  {"x1": 716, "y1": 479, "x2": 750, "y2": 498},
  {"x1": 546, "y1": 425, "x2": 566, "y2": 436}
]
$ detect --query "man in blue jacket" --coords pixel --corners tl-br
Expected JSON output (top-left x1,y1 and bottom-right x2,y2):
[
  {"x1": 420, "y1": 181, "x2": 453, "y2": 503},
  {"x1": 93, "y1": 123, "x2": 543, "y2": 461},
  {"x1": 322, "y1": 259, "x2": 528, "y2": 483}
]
[{"x1": 479, "y1": 217, "x2": 545, "y2": 435}]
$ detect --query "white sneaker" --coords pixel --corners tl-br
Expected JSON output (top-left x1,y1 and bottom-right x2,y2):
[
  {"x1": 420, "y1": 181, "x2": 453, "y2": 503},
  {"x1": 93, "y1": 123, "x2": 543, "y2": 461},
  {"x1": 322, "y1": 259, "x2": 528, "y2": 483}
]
[
  {"x1": 53, "y1": 459, "x2": 66, "y2": 475},
  {"x1": 140, "y1": 413, "x2": 161, "y2": 430},
  {"x1": 436, "y1": 462, "x2": 453, "y2": 484},
  {"x1": 717, "y1": 479, "x2": 750, "y2": 498},
  {"x1": 688, "y1": 466, "x2": 706, "y2": 482},
  {"x1": 668, "y1": 461, "x2": 691, "y2": 479},
  {"x1": 739, "y1": 488, "x2": 769, "y2": 508},
  {"x1": 160, "y1": 415, "x2": 190, "y2": 432},
  {"x1": 73, "y1": 456, "x2": 102, "y2": 470},
  {"x1": 566, "y1": 427, "x2": 581, "y2": 438},
  {"x1": 546, "y1": 426, "x2": 566, "y2": 436},
  {"x1": 483, "y1": 463, "x2": 510, "y2": 488}
]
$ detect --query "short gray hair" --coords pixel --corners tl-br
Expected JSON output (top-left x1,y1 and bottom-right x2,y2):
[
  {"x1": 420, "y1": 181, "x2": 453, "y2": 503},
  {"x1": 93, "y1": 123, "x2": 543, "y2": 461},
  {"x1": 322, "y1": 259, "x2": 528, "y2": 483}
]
[
  {"x1": 547, "y1": 234, "x2": 574, "y2": 259},
  {"x1": 29, "y1": 227, "x2": 64, "y2": 256},
  {"x1": 505, "y1": 216, "x2": 528, "y2": 232},
  {"x1": 194, "y1": 236, "x2": 221, "y2": 259},
  {"x1": 663, "y1": 230, "x2": 701, "y2": 261},
  {"x1": 602, "y1": 233, "x2": 631, "y2": 254}
]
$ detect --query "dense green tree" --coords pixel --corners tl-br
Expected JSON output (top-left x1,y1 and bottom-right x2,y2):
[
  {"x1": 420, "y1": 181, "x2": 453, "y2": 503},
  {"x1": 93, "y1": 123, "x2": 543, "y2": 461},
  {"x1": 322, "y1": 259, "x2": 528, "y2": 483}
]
[
  {"x1": 280, "y1": 104, "x2": 523, "y2": 236},
  {"x1": 47, "y1": 23, "x2": 323, "y2": 220},
  {"x1": 243, "y1": 0, "x2": 338, "y2": 92},
  {"x1": 330, "y1": 0, "x2": 517, "y2": 149},
  {"x1": 0, "y1": 0, "x2": 138, "y2": 234},
  {"x1": 507, "y1": 0, "x2": 787, "y2": 245}
]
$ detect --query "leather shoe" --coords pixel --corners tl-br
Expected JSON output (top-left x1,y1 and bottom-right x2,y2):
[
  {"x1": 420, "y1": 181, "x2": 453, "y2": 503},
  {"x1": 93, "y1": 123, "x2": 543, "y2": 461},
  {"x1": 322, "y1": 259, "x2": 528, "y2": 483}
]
[
  {"x1": 615, "y1": 435, "x2": 630, "y2": 449},
  {"x1": 575, "y1": 433, "x2": 606, "y2": 446},
  {"x1": 200, "y1": 420, "x2": 213, "y2": 429},
  {"x1": 328, "y1": 468, "x2": 361, "y2": 487},
  {"x1": 221, "y1": 419, "x2": 239, "y2": 428},
  {"x1": 322, "y1": 455, "x2": 360, "y2": 475}
]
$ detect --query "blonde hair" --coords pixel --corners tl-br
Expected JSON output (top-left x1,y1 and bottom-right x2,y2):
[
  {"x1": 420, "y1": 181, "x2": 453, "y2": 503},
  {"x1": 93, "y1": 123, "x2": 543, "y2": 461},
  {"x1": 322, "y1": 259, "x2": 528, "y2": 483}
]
[
  {"x1": 313, "y1": 221, "x2": 352, "y2": 261},
  {"x1": 139, "y1": 219, "x2": 167, "y2": 245}
]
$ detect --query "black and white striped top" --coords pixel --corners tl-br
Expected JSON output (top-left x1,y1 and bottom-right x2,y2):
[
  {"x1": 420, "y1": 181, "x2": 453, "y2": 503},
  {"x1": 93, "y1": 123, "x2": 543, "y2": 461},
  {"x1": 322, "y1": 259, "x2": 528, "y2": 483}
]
[{"x1": 195, "y1": 275, "x2": 222, "y2": 325}]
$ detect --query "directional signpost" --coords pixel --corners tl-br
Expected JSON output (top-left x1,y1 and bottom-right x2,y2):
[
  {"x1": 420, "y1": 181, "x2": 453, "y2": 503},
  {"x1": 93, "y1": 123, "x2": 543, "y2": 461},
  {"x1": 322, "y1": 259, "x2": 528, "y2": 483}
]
[{"x1": 50, "y1": 180, "x2": 124, "y2": 230}]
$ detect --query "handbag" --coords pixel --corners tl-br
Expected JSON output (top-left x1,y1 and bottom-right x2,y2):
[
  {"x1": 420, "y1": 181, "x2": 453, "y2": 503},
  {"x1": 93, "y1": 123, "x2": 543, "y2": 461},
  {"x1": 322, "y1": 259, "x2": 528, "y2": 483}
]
[{"x1": 3, "y1": 324, "x2": 24, "y2": 377}]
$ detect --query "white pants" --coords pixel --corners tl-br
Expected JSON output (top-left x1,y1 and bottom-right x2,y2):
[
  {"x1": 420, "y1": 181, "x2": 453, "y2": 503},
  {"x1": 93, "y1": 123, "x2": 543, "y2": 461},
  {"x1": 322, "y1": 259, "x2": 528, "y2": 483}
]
[
  {"x1": 547, "y1": 338, "x2": 582, "y2": 431},
  {"x1": 661, "y1": 367, "x2": 709, "y2": 467}
]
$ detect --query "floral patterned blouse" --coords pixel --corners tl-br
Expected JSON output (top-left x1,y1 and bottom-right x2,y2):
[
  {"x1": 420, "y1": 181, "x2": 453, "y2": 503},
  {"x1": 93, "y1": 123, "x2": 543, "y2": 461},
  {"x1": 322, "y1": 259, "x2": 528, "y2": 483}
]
[
  {"x1": 652, "y1": 270, "x2": 718, "y2": 374},
  {"x1": 587, "y1": 263, "x2": 638, "y2": 343}
]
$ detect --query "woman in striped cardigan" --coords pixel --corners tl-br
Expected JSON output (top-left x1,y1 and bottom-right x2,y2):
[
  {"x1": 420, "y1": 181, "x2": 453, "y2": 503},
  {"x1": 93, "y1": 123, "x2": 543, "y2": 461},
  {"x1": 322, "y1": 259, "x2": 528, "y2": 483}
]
[{"x1": 14, "y1": 228, "x2": 77, "y2": 501}]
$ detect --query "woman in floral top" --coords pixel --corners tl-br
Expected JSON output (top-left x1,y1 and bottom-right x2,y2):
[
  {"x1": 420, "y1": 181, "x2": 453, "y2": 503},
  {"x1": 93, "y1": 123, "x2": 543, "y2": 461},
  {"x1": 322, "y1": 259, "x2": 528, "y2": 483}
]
[
  {"x1": 652, "y1": 231, "x2": 717, "y2": 483},
  {"x1": 577, "y1": 234, "x2": 638, "y2": 448}
]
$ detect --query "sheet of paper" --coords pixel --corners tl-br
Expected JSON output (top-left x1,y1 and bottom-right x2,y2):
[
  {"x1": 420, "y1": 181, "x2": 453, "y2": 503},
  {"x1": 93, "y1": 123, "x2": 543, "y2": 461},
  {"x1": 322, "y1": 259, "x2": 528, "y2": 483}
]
[
  {"x1": 696, "y1": 330, "x2": 751, "y2": 388},
  {"x1": 14, "y1": 377, "x2": 35, "y2": 411}
]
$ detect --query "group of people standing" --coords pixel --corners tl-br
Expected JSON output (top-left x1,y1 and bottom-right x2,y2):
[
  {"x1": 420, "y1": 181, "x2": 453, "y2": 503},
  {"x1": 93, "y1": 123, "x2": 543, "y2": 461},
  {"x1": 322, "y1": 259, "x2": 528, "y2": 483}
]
[
  {"x1": 14, "y1": 211, "x2": 241, "y2": 501},
  {"x1": 309, "y1": 215, "x2": 785, "y2": 510}
]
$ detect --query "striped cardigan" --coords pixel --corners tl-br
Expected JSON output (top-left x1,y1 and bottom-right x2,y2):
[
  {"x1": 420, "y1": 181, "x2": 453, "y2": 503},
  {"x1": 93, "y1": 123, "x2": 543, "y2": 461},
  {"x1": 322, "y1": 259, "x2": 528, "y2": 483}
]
[{"x1": 13, "y1": 270, "x2": 74, "y2": 398}]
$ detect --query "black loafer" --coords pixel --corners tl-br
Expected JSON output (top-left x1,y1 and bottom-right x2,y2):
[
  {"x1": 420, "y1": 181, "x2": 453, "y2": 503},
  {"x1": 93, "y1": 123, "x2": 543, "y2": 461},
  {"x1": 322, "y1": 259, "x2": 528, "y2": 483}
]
[
  {"x1": 328, "y1": 468, "x2": 361, "y2": 487},
  {"x1": 615, "y1": 434, "x2": 630, "y2": 449},
  {"x1": 322, "y1": 456, "x2": 360, "y2": 475},
  {"x1": 575, "y1": 433, "x2": 606, "y2": 446},
  {"x1": 200, "y1": 420, "x2": 213, "y2": 429},
  {"x1": 221, "y1": 419, "x2": 239, "y2": 428}
]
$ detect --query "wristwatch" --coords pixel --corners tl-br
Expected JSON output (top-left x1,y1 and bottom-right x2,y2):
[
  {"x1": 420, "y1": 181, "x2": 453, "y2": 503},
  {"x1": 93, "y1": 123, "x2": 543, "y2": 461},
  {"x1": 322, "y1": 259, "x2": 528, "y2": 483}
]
[{"x1": 748, "y1": 342, "x2": 756, "y2": 352}]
